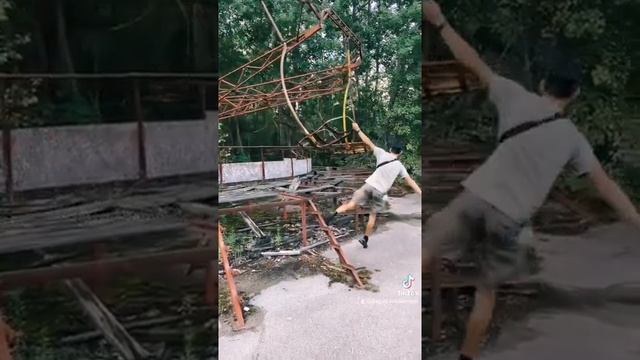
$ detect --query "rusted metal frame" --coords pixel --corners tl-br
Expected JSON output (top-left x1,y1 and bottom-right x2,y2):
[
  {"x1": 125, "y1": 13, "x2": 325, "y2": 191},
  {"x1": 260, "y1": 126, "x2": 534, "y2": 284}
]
[
  {"x1": 219, "y1": 64, "x2": 351, "y2": 120},
  {"x1": 301, "y1": 201, "x2": 308, "y2": 246},
  {"x1": 221, "y1": 72, "x2": 346, "y2": 106},
  {"x1": 226, "y1": 63, "x2": 354, "y2": 91},
  {"x1": 132, "y1": 79, "x2": 147, "y2": 180},
  {"x1": 218, "y1": 24, "x2": 323, "y2": 98},
  {"x1": 0, "y1": 247, "x2": 217, "y2": 289},
  {"x1": 280, "y1": 193, "x2": 364, "y2": 288},
  {"x1": 218, "y1": 224, "x2": 246, "y2": 329},
  {"x1": 218, "y1": 3, "x2": 363, "y2": 120},
  {"x1": 302, "y1": 1, "x2": 363, "y2": 62},
  {"x1": 220, "y1": 80, "x2": 338, "y2": 118}
]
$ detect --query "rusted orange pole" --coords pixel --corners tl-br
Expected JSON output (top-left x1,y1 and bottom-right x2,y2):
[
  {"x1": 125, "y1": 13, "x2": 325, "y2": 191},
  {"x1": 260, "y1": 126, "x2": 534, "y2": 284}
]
[
  {"x1": 218, "y1": 224, "x2": 245, "y2": 329},
  {"x1": 301, "y1": 201, "x2": 308, "y2": 247},
  {"x1": 0, "y1": 312, "x2": 16, "y2": 360}
]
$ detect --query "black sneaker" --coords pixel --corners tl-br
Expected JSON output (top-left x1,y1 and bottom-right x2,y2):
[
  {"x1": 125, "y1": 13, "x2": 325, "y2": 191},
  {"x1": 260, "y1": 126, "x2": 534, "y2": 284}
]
[{"x1": 358, "y1": 237, "x2": 368, "y2": 248}]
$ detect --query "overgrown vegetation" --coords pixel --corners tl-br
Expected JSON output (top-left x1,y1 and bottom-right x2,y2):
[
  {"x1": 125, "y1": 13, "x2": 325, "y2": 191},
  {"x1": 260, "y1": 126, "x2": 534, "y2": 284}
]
[
  {"x1": 219, "y1": 0, "x2": 421, "y2": 175},
  {"x1": 1, "y1": 0, "x2": 216, "y2": 127},
  {"x1": 426, "y1": 0, "x2": 640, "y2": 198}
]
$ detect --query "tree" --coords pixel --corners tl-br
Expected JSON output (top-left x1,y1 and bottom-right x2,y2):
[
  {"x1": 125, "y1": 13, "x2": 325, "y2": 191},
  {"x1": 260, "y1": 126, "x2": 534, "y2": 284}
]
[
  {"x1": 0, "y1": 0, "x2": 39, "y2": 128},
  {"x1": 219, "y1": 0, "x2": 422, "y2": 174}
]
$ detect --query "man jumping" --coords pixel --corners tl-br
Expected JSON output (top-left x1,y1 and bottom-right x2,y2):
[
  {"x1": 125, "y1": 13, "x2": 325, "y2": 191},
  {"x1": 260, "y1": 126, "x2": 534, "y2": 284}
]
[
  {"x1": 424, "y1": 1, "x2": 640, "y2": 359},
  {"x1": 327, "y1": 122, "x2": 422, "y2": 248}
]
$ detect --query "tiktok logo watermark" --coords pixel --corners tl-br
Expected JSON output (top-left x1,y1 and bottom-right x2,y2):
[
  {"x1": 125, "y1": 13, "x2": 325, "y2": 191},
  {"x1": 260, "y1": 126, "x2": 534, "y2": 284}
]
[
  {"x1": 402, "y1": 273, "x2": 415, "y2": 289},
  {"x1": 398, "y1": 273, "x2": 417, "y2": 296}
]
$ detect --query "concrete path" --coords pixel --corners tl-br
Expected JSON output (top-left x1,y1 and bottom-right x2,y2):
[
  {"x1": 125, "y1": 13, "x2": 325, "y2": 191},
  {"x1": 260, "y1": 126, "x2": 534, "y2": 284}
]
[
  {"x1": 432, "y1": 222, "x2": 640, "y2": 360},
  {"x1": 219, "y1": 194, "x2": 422, "y2": 360}
]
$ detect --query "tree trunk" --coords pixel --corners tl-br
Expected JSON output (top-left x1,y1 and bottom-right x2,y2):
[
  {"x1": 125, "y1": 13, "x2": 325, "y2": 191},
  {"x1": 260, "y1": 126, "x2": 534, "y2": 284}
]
[
  {"x1": 235, "y1": 120, "x2": 244, "y2": 152},
  {"x1": 55, "y1": 0, "x2": 78, "y2": 95}
]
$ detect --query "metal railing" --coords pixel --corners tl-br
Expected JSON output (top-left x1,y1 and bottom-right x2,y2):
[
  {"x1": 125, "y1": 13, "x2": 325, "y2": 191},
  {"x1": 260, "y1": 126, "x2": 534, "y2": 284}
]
[{"x1": 0, "y1": 73, "x2": 218, "y2": 200}]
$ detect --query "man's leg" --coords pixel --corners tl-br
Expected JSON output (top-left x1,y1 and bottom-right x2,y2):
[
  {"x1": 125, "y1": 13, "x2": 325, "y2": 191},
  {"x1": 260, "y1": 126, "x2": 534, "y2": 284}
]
[
  {"x1": 365, "y1": 210, "x2": 377, "y2": 237},
  {"x1": 336, "y1": 200, "x2": 358, "y2": 214},
  {"x1": 327, "y1": 186, "x2": 368, "y2": 223},
  {"x1": 359, "y1": 210, "x2": 377, "y2": 248},
  {"x1": 460, "y1": 286, "x2": 496, "y2": 359},
  {"x1": 325, "y1": 200, "x2": 357, "y2": 224}
]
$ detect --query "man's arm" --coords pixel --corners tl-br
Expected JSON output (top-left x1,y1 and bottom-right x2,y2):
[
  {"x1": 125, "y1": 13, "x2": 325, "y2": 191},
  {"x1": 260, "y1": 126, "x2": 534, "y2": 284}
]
[
  {"x1": 352, "y1": 122, "x2": 376, "y2": 151},
  {"x1": 588, "y1": 161, "x2": 640, "y2": 228},
  {"x1": 424, "y1": 1, "x2": 494, "y2": 85},
  {"x1": 403, "y1": 175, "x2": 422, "y2": 195}
]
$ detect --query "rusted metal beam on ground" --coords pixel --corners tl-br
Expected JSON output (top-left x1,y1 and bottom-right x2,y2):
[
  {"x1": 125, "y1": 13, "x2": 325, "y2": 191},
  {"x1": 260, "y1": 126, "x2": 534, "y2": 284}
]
[
  {"x1": 218, "y1": 224, "x2": 245, "y2": 329},
  {"x1": 281, "y1": 193, "x2": 364, "y2": 288},
  {"x1": 0, "y1": 247, "x2": 216, "y2": 289}
]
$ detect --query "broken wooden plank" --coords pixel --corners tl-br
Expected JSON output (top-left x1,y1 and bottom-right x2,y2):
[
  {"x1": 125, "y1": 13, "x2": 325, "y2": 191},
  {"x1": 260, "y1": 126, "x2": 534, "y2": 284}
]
[
  {"x1": 261, "y1": 239, "x2": 331, "y2": 257},
  {"x1": 64, "y1": 279, "x2": 151, "y2": 359},
  {"x1": 178, "y1": 202, "x2": 216, "y2": 218},
  {"x1": 239, "y1": 212, "x2": 265, "y2": 237},
  {"x1": 0, "y1": 220, "x2": 188, "y2": 254},
  {"x1": 60, "y1": 315, "x2": 183, "y2": 345}
]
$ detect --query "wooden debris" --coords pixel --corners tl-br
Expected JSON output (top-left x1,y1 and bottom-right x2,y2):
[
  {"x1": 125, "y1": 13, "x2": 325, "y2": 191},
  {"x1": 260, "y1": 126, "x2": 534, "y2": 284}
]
[
  {"x1": 64, "y1": 279, "x2": 151, "y2": 359},
  {"x1": 60, "y1": 315, "x2": 183, "y2": 344}
]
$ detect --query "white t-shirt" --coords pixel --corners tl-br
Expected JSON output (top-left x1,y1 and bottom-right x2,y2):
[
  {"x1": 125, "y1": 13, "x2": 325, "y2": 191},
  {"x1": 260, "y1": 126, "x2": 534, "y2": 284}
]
[
  {"x1": 365, "y1": 147, "x2": 409, "y2": 193},
  {"x1": 462, "y1": 75, "x2": 597, "y2": 223}
]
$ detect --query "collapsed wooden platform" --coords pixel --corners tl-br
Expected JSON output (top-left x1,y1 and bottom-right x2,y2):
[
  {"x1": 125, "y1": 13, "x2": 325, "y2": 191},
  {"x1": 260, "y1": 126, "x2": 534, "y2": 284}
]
[
  {"x1": 423, "y1": 60, "x2": 483, "y2": 98},
  {"x1": 0, "y1": 177, "x2": 217, "y2": 359}
]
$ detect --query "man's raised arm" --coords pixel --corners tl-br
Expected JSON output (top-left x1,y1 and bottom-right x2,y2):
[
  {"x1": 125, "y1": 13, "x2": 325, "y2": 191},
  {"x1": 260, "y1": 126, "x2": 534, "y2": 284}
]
[
  {"x1": 424, "y1": 1, "x2": 494, "y2": 85},
  {"x1": 352, "y1": 122, "x2": 376, "y2": 152}
]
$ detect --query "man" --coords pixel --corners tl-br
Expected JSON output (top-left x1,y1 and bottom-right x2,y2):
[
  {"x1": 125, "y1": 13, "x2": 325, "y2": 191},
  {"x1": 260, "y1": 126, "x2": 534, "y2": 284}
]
[
  {"x1": 327, "y1": 122, "x2": 422, "y2": 248},
  {"x1": 423, "y1": 1, "x2": 640, "y2": 359}
]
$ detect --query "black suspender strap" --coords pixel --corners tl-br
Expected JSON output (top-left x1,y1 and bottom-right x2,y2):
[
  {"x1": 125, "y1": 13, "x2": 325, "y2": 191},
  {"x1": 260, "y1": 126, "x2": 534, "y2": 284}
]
[
  {"x1": 376, "y1": 159, "x2": 398, "y2": 169},
  {"x1": 498, "y1": 112, "x2": 564, "y2": 144}
]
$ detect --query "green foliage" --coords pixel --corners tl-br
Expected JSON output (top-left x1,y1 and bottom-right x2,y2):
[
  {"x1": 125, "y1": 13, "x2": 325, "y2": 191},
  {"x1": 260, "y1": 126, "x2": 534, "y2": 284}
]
[
  {"x1": 427, "y1": 0, "x2": 640, "y2": 170},
  {"x1": 220, "y1": 0, "x2": 421, "y2": 173},
  {"x1": 3, "y1": 0, "x2": 215, "y2": 127},
  {"x1": 274, "y1": 226, "x2": 283, "y2": 248},
  {"x1": 1, "y1": 0, "x2": 40, "y2": 127}
]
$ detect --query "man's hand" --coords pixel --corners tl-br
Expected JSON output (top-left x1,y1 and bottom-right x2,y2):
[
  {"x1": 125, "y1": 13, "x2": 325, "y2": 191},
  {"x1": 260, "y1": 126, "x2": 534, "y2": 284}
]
[
  {"x1": 424, "y1": 1, "x2": 446, "y2": 26},
  {"x1": 423, "y1": 0, "x2": 494, "y2": 85},
  {"x1": 352, "y1": 122, "x2": 375, "y2": 151}
]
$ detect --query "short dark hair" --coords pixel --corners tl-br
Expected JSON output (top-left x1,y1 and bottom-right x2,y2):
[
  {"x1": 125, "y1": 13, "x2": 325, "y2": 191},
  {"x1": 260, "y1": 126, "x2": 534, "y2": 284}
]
[
  {"x1": 390, "y1": 144, "x2": 404, "y2": 154},
  {"x1": 541, "y1": 52, "x2": 582, "y2": 99},
  {"x1": 543, "y1": 72, "x2": 580, "y2": 99}
]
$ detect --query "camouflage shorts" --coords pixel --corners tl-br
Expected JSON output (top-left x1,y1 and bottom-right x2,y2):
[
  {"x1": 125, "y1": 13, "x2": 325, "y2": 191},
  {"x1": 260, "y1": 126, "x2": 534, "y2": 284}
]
[
  {"x1": 351, "y1": 183, "x2": 388, "y2": 212},
  {"x1": 424, "y1": 191, "x2": 533, "y2": 287}
]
